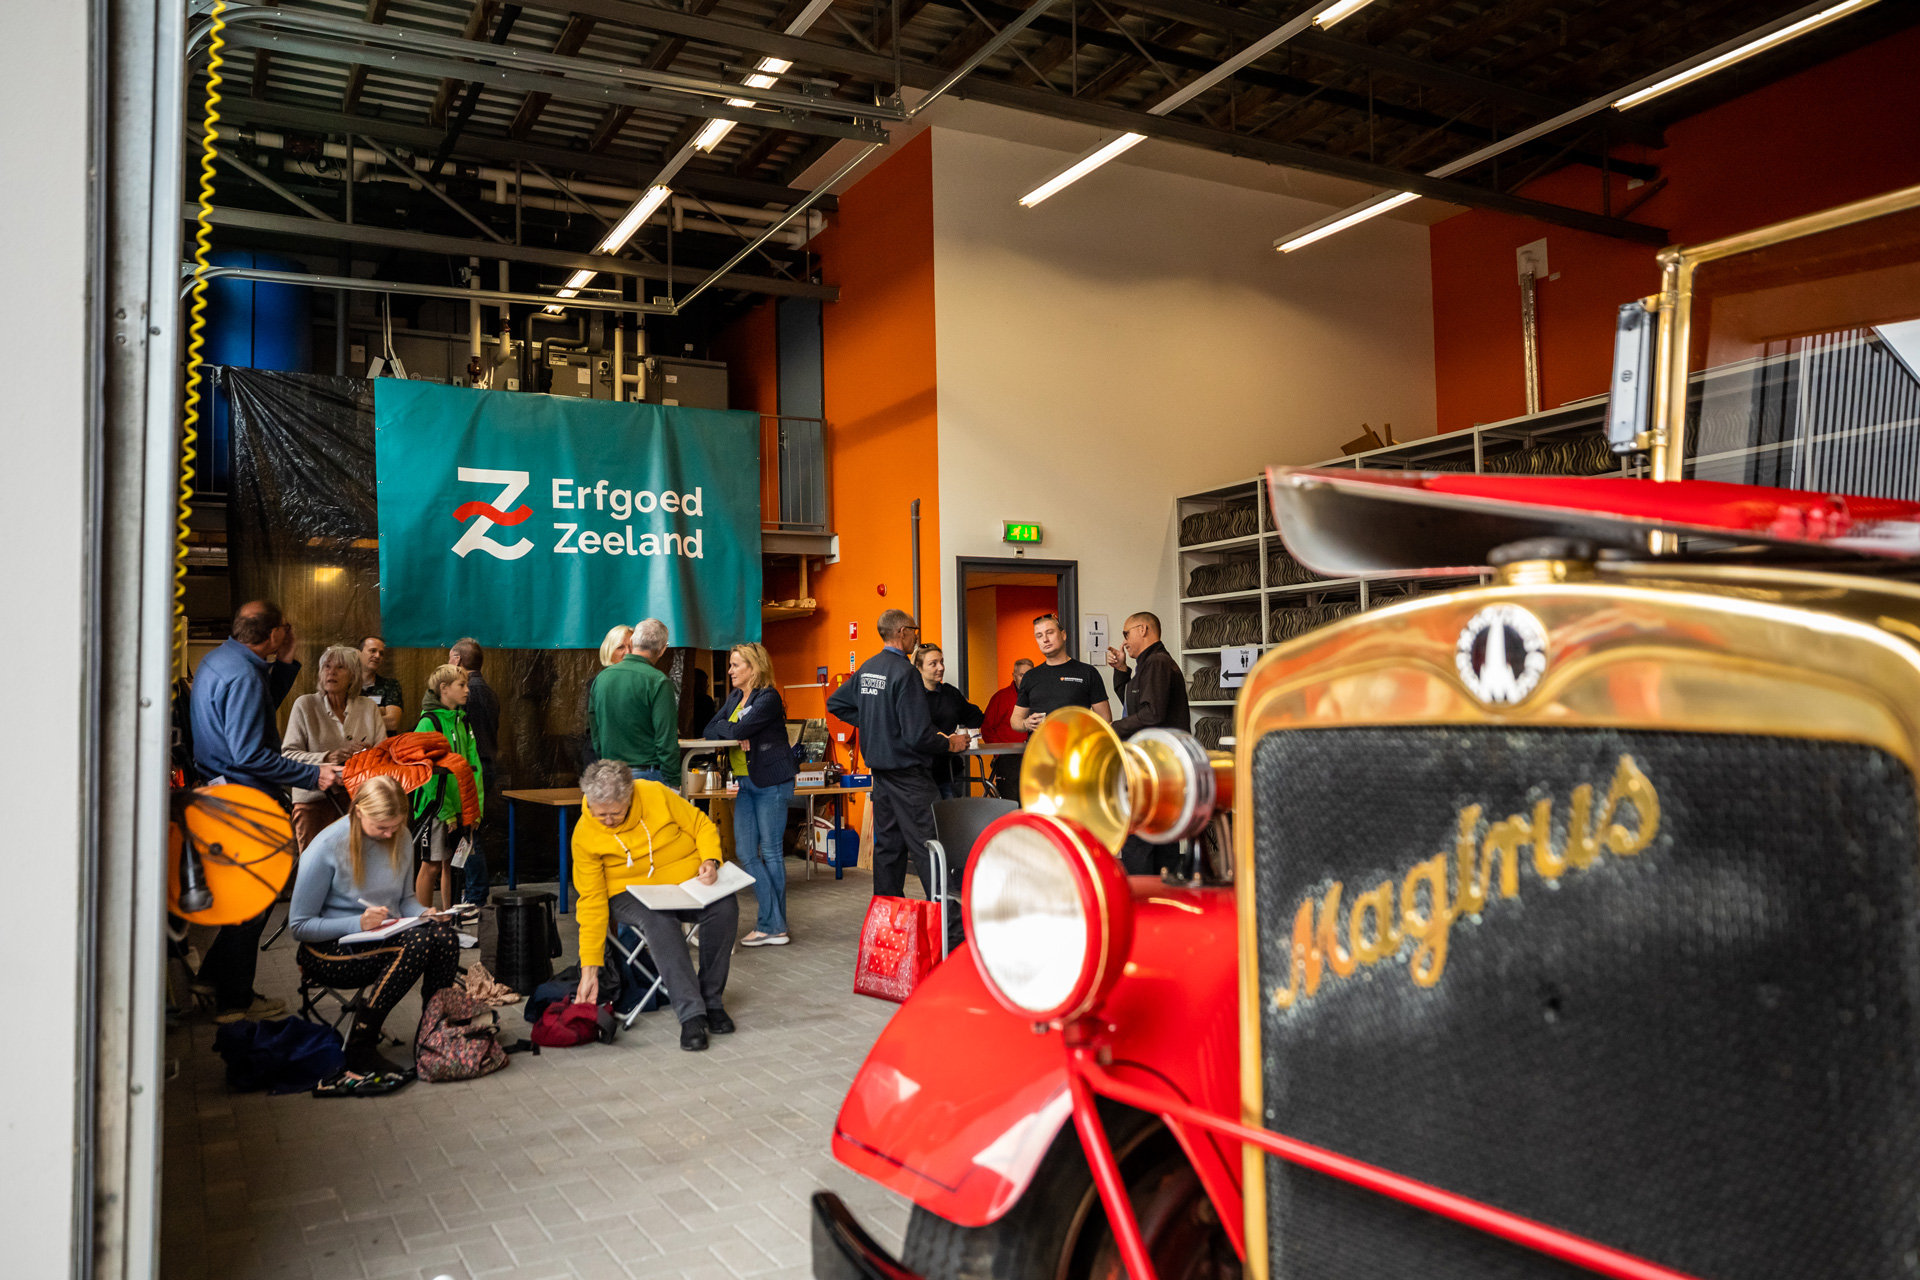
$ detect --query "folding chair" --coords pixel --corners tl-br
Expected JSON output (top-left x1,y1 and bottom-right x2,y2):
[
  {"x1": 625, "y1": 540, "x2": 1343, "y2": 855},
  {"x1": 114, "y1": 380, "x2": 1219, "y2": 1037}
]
[
  {"x1": 925, "y1": 797, "x2": 1018, "y2": 958},
  {"x1": 296, "y1": 969, "x2": 368, "y2": 1047},
  {"x1": 605, "y1": 920, "x2": 698, "y2": 1030}
]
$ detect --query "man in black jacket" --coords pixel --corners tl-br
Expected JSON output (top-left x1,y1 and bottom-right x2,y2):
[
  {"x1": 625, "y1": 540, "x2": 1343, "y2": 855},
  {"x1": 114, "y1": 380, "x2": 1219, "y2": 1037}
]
[
  {"x1": 1106, "y1": 612, "x2": 1191, "y2": 874},
  {"x1": 828, "y1": 609, "x2": 969, "y2": 898},
  {"x1": 1106, "y1": 612, "x2": 1190, "y2": 739}
]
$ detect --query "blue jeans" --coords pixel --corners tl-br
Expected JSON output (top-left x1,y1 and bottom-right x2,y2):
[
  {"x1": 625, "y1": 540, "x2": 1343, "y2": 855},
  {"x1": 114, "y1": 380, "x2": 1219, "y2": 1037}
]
[
  {"x1": 461, "y1": 843, "x2": 490, "y2": 906},
  {"x1": 631, "y1": 768, "x2": 666, "y2": 784},
  {"x1": 733, "y1": 776, "x2": 794, "y2": 935}
]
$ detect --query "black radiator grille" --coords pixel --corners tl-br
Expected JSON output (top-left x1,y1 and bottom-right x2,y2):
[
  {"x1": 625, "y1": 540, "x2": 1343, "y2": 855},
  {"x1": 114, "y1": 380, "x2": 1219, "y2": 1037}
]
[{"x1": 1251, "y1": 726, "x2": 1920, "y2": 1280}]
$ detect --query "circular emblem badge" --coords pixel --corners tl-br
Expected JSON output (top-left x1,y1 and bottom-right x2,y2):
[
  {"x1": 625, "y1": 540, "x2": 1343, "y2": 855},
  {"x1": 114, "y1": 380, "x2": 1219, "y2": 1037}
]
[{"x1": 1455, "y1": 604, "x2": 1549, "y2": 705}]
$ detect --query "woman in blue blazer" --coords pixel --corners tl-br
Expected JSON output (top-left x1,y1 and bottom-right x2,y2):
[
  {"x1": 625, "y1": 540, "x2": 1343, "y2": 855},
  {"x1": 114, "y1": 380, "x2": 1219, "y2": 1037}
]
[{"x1": 704, "y1": 643, "x2": 799, "y2": 944}]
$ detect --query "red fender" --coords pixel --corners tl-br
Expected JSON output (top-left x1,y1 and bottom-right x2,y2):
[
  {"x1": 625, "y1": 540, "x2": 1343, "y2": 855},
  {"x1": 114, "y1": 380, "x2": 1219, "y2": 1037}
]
[{"x1": 831, "y1": 882, "x2": 1246, "y2": 1251}]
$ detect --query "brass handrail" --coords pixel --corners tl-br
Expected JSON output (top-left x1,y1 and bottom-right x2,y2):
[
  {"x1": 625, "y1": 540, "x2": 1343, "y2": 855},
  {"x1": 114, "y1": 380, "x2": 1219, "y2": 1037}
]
[{"x1": 1650, "y1": 181, "x2": 1920, "y2": 483}]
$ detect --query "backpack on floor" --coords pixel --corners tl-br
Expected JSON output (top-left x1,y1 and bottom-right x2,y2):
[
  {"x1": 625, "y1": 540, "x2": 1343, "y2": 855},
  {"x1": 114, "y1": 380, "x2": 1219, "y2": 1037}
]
[
  {"x1": 214, "y1": 1017, "x2": 344, "y2": 1094},
  {"x1": 531, "y1": 1000, "x2": 620, "y2": 1047},
  {"x1": 415, "y1": 986, "x2": 508, "y2": 1082}
]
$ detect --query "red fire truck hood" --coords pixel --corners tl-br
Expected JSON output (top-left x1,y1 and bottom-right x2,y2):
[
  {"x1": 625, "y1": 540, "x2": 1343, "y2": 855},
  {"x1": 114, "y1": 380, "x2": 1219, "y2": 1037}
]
[{"x1": 1267, "y1": 468, "x2": 1920, "y2": 578}]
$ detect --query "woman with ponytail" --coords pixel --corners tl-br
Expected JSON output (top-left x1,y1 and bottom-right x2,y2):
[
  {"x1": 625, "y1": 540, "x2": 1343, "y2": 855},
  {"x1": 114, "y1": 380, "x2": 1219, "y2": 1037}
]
[{"x1": 289, "y1": 775, "x2": 460, "y2": 1074}]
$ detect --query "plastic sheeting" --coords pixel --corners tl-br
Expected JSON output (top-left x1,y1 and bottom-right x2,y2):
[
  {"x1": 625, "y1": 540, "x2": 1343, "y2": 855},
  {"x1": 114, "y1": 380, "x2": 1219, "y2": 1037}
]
[{"x1": 220, "y1": 369, "x2": 701, "y2": 813}]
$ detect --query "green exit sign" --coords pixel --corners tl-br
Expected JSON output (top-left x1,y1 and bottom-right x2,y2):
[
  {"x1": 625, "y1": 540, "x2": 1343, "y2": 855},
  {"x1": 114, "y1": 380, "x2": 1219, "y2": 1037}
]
[{"x1": 1003, "y1": 521, "x2": 1043, "y2": 545}]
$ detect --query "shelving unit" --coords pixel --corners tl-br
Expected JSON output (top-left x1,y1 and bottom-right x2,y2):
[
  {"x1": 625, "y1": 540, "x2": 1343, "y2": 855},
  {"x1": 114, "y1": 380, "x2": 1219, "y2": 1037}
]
[{"x1": 1174, "y1": 400, "x2": 1629, "y2": 746}]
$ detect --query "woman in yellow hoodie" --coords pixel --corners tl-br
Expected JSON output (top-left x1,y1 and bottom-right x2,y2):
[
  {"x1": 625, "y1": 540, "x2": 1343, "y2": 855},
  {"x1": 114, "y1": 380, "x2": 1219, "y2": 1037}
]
[{"x1": 570, "y1": 758, "x2": 737, "y2": 1050}]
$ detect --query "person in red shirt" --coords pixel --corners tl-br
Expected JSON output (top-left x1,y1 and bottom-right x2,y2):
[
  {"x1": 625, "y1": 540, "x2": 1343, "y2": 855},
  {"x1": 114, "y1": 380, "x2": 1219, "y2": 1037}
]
[{"x1": 980, "y1": 659, "x2": 1034, "y2": 798}]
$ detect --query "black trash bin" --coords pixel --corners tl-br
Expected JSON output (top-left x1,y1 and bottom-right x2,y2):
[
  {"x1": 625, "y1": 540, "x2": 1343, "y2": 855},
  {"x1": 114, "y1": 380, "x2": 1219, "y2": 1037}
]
[{"x1": 493, "y1": 889, "x2": 561, "y2": 995}]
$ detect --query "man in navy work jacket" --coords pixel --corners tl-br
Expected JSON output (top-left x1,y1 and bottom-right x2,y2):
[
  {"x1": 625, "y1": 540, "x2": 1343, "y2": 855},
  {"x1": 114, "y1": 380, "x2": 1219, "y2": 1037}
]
[
  {"x1": 827, "y1": 609, "x2": 968, "y2": 899},
  {"x1": 190, "y1": 600, "x2": 340, "y2": 1022}
]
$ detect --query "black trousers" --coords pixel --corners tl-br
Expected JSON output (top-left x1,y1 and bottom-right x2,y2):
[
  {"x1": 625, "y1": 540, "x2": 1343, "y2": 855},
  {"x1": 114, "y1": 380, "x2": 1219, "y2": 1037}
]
[
  {"x1": 871, "y1": 766, "x2": 938, "y2": 899},
  {"x1": 990, "y1": 750, "x2": 1023, "y2": 800},
  {"x1": 202, "y1": 908, "x2": 270, "y2": 1011},
  {"x1": 297, "y1": 920, "x2": 461, "y2": 1037}
]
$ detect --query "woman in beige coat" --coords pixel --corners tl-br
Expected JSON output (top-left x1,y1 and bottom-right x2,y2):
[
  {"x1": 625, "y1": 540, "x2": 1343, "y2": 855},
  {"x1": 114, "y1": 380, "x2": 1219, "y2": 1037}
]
[{"x1": 282, "y1": 644, "x2": 387, "y2": 848}]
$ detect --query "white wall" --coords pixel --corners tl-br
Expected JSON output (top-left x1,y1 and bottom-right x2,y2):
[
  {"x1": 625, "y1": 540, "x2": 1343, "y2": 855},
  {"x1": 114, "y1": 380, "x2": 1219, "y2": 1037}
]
[
  {"x1": 0, "y1": 0, "x2": 89, "y2": 1271},
  {"x1": 930, "y1": 127, "x2": 1436, "y2": 676}
]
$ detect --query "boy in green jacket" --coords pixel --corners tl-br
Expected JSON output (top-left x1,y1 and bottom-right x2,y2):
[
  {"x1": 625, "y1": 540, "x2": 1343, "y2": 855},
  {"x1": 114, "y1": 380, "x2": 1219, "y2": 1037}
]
[{"x1": 415, "y1": 663, "x2": 485, "y2": 911}]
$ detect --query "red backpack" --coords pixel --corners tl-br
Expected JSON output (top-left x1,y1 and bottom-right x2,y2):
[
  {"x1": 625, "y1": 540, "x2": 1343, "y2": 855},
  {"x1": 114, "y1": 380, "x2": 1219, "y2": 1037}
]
[
  {"x1": 531, "y1": 1000, "x2": 619, "y2": 1047},
  {"x1": 415, "y1": 986, "x2": 508, "y2": 1082}
]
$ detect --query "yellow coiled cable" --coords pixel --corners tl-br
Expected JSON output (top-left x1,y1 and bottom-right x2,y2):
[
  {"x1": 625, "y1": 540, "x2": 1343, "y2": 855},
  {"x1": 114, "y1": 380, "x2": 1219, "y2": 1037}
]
[{"x1": 178, "y1": 0, "x2": 228, "y2": 671}]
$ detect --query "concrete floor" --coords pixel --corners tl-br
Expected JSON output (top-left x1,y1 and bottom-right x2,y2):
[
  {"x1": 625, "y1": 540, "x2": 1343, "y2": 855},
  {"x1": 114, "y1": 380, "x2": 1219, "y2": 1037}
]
[{"x1": 161, "y1": 865, "x2": 914, "y2": 1280}]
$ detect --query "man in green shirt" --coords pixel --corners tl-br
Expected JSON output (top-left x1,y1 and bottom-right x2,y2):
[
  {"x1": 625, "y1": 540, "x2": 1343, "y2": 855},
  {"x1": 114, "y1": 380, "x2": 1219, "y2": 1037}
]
[{"x1": 590, "y1": 617, "x2": 679, "y2": 782}]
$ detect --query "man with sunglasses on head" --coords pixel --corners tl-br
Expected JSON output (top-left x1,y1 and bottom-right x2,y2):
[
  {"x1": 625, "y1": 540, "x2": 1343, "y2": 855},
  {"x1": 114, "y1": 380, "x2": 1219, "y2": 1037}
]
[{"x1": 1010, "y1": 613, "x2": 1111, "y2": 734}]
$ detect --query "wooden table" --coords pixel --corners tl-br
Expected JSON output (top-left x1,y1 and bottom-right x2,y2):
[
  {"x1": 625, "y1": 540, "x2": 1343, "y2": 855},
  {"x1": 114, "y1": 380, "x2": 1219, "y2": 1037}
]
[{"x1": 684, "y1": 783, "x2": 873, "y2": 879}]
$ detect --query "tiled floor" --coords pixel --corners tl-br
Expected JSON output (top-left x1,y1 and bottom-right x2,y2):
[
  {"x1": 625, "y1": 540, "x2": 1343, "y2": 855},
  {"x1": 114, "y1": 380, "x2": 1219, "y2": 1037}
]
[{"x1": 161, "y1": 866, "x2": 913, "y2": 1280}]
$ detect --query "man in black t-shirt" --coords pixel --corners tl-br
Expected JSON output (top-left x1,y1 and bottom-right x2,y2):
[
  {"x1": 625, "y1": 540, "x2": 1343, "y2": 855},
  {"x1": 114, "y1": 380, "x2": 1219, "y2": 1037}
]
[{"x1": 1012, "y1": 613, "x2": 1112, "y2": 732}]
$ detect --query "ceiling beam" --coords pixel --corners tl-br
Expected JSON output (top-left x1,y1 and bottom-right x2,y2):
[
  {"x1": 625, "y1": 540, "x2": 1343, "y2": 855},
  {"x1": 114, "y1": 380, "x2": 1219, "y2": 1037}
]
[
  {"x1": 916, "y1": 0, "x2": 1658, "y2": 177},
  {"x1": 187, "y1": 204, "x2": 838, "y2": 300},
  {"x1": 219, "y1": 28, "x2": 889, "y2": 145},
  {"x1": 1113, "y1": 0, "x2": 1666, "y2": 145},
  {"x1": 431, "y1": 1, "x2": 500, "y2": 125},
  {"x1": 509, "y1": 14, "x2": 598, "y2": 138},
  {"x1": 525, "y1": 0, "x2": 1666, "y2": 241},
  {"x1": 341, "y1": 0, "x2": 396, "y2": 113},
  {"x1": 216, "y1": 97, "x2": 838, "y2": 210},
  {"x1": 543, "y1": 0, "x2": 1654, "y2": 182}
]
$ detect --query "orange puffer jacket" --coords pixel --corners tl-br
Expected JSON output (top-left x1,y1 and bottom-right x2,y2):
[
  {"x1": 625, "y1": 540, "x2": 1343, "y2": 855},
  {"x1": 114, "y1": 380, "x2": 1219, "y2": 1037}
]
[{"x1": 341, "y1": 731, "x2": 482, "y2": 826}]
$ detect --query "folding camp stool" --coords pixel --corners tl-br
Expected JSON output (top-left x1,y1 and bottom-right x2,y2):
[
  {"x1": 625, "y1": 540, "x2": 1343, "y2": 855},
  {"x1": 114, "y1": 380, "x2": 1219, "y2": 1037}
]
[
  {"x1": 606, "y1": 920, "x2": 700, "y2": 1030},
  {"x1": 296, "y1": 968, "x2": 369, "y2": 1046}
]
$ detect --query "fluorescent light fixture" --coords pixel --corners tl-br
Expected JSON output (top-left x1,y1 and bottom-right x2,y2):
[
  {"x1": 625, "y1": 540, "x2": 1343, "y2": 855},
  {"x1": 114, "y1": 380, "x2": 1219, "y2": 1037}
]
[
  {"x1": 597, "y1": 185, "x2": 673, "y2": 254},
  {"x1": 694, "y1": 58, "x2": 791, "y2": 153},
  {"x1": 1275, "y1": 190, "x2": 1419, "y2": 253},
  {"x1": 543, "y1": 303, "x2": 567, "y2": 314},
  {"x1": 1019, "y1": 133, "x2": 1147, "y2": 207},
  {"x1": 693, "y1": 117, "x2": 736, "y2": 152},
  {"x1": 1313, "y1": 0, "x2": 1375, "y2": 27},
  {"x1": 1613, "y1": 0, "x2": 1874, "y2": 110}
]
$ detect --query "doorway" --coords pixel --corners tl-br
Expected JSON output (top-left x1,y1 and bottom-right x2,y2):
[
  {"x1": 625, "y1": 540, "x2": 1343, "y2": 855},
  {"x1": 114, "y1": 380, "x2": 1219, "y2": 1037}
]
[{"x1": 954, "y1": 556, "x2": 1080, "y2": 705}]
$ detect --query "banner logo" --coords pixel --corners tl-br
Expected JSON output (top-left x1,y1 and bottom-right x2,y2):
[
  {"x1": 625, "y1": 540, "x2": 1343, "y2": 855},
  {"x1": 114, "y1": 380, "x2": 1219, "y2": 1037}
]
[{"x1": 451, "y1": 467, "x2": 535, "y2": 560}]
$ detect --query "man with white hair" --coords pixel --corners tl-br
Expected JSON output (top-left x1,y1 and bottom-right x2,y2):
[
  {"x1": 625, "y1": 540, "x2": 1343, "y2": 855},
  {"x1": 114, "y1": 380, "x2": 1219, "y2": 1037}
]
[
  {"x1": 568, "y1": 759, "x2": 736, "y2": 1051},
  {"x1": 589, "y1": 616, "x2": 678, "y2": 783}
]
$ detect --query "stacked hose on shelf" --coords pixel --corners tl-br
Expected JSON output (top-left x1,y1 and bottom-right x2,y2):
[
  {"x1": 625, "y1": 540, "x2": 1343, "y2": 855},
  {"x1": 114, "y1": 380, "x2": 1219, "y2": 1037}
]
[{"x1": 1179, "y1": 499, "x2": 1259, "y2": 546}]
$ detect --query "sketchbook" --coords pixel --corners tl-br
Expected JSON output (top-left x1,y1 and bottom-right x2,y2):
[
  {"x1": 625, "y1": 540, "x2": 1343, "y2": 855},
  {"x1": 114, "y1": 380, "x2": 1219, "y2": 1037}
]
[
  {"x1": 338, "y1": 914, "x2": 427, "y2": 945},
  {"x1": 625, "y1": 861, "x2": 755, "y2": 912}
]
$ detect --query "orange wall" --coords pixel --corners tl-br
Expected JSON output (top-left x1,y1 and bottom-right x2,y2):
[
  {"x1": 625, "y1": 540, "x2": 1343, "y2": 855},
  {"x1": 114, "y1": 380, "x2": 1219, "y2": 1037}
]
[
  {"x1": 710, "y1": 300, "x2": 783, "y2": 524},
  {"x1": 716, "y1": 132, "x2": 941, "y2": 719},
  {"x1": 1430, "y1": 26, "x2": 1920, "y2": 435},
  {"x1": 992, "y1": 585, "x2": 1057, "y2": 683}
]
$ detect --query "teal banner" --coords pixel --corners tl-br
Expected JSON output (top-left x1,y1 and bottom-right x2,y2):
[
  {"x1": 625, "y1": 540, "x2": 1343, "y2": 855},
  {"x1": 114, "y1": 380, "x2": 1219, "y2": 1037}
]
[{"x1": 374, "y1": 381, "x2": 762, "y2": 650}]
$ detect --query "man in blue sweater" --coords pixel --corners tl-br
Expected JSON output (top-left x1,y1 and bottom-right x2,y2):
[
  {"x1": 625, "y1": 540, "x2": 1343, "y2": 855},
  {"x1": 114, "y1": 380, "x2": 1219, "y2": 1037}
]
[{"x1": 189, "y1": 601, "x2": 340, "y2": 1022}]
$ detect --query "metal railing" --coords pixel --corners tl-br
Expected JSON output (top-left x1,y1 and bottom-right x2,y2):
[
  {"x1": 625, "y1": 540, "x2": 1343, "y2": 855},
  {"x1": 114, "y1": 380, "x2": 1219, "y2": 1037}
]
[{"x1": 762, "y1": 413, "x2": 830, "y2": 534}]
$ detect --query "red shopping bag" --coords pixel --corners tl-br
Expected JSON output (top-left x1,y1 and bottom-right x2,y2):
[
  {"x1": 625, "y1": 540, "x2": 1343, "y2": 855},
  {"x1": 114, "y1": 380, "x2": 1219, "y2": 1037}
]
[{"x1": 853, "y1": 895, "x2": 943, "y2": 1003}]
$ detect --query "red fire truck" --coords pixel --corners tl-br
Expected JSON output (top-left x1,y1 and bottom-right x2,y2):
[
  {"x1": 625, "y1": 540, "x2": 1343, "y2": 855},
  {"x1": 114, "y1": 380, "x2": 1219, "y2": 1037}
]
[{"x1": 814, "y1": 183, "x2": 1920, "y2": 1280}]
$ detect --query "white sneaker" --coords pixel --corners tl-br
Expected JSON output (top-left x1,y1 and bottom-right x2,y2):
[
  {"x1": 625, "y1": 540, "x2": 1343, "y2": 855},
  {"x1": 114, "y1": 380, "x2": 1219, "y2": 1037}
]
[{"x1": 762, "y1": 933, "x2": 791, "y2": 946}]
